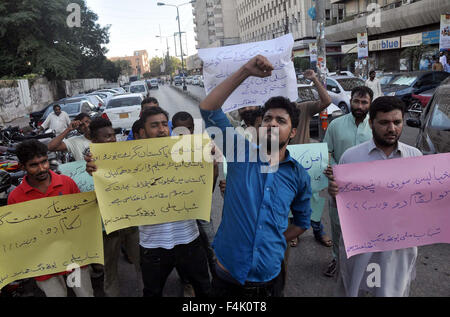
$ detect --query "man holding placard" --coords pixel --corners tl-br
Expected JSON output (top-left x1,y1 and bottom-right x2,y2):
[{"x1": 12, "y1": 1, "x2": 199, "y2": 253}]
[
  {"x1": 326, "y1": 97, "x2": 422, "y2": 296},
  {"x1": 7, "y1": 140, "x2": 94, "y2": 297},
  {"x1": 200, "y1": 55, "x2": 312, "y2": 297}
]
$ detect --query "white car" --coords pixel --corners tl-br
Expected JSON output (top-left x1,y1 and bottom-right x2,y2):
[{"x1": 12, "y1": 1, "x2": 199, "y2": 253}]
[
  {"x1": 129, "y1": 81, "x2": 149, "y2": 99},
  {"x1": 326, "y1": 76, "x2": 365, "y2": 113},
  {"x1": 109, "y1": 87, "x2": 127, "y2": 94},
  {"x1": 150, "y1": 79, "x2": 159, "y2": 89},
  {"x1": 192, "y1": 76, "x2": 200, "y2": 85},
  {"x1": 101, "y1": 93, "x2": 143, "y2": 130}
]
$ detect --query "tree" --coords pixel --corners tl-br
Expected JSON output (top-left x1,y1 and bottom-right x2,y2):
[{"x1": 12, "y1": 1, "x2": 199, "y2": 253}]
[
  {"x1": 149, "y1": 57, "x2": 164, "y2": 77},
  {"x1": 113, "y1": 60, "x2": 132, "y2": 76},
  {"x1": 0, "y1": 0, "x2": 110, "y2": 80}
]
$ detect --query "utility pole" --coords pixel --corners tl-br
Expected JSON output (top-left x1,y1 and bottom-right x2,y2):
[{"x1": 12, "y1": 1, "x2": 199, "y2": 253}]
[{"x1": 316, "y1": 0, "x2": 328, "y2": 141}]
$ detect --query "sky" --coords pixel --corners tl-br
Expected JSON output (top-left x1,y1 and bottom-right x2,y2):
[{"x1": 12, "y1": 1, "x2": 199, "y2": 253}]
[{"x1": 85, "y1": 0, "x2": 197, "y2": 59}]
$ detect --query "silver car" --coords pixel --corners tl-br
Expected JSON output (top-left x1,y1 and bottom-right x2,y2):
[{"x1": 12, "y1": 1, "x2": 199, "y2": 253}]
[{"x1": 326, "y1": 76, "x2": 365, "y2": 113}]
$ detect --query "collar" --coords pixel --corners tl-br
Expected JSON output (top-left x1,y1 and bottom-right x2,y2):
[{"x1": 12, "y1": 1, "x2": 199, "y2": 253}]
[
  {"x1": 22, "y1": 170, "x2": 63, "y2": 194},
  {"x1": 368, "y1": 138, "x2": 403, "y2": 157}
]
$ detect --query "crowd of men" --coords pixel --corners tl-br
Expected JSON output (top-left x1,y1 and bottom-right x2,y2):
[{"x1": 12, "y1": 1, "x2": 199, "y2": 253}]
[{"x1": 1, "y1": 54, "x2": 431, "y2": 297}]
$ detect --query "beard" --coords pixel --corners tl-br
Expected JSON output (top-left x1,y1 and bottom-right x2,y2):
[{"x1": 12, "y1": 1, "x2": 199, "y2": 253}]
[
  {"x1": 373, "y1": 128, "x2": 400, "y2": 148},
  {"x1": 264, "y1": 130, "x2": 289, "y2": 153},
  {"x1": 351, "y1": 108, "x2": 368, "y2": 121}
]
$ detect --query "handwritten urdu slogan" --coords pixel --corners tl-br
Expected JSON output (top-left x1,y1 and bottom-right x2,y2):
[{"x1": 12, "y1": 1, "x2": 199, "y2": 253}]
[
  {"x1": 91, "y1": 135, "x2": 214, "y2": 234},
  {"x1": 198, "y1": 34, "x2": 298, "y2": 113},
  {"x1": 334, "y1": 153, "x2": 450, "y2": 259},
  {"x1": 0, "y1": 192, "x2": 103, "y2": 289},
  {"x1": 59, "y1": 160, "x2": 94, "y2": 192}
]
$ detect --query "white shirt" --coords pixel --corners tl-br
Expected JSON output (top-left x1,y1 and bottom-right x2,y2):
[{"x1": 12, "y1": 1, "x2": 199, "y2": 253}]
[
  {"x1": 41, "y1": 111, "x2": 71, "y2": 134},
  {"x1": 139, "y1": 220, "x2": 199, "y2": 249},
  {"x1": 439, "y1": 55, "x2": 450, "y2": 72},
  {"x1": 365, "y1": 78, "x2": 383, "y2": 100},
  {"x1": 337, "y1": 139, "x2": 422, "y2": 297},
  {"x1": 62, "y1": 135, "x2": 91, "y2": 161}
]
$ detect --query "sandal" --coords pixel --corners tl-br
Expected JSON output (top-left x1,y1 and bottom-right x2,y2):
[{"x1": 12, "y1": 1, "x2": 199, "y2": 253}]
[
  {"x1": 324, "y1": 259, "x2": 337, "y2": 277},
  {"x1": 290, "y1": 237, "x2": 299, "y2": 247},
  {"x1": 315, "y1": 234, "x2": 333, "y2": 247}
]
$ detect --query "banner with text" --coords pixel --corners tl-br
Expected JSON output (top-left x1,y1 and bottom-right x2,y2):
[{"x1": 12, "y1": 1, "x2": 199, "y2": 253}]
[
  {"x1": 0, "y1": 192, "x2": 103, "y2": 289},
  {"x1": 440, "y1": 14, "x2": 450, "y2": 50},
  {"x1": 59, "y1": 160, "x2": 94, "y2": 193},
  {"x1": 91, "y1": 135, "x2": 214, "y2": 234},
  {"x1": 334, "y1": 153, "x2": 450, "y2": 258},
  {"x1": 357, "y1": 32, "x2": 369, "y2": 58},
  {"x1": 198, "y1": 34, "x2": 298, "y2": 113}
]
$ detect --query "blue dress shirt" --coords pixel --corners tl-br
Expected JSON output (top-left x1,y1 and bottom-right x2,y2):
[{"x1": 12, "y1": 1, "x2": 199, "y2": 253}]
[{"x1": 201, "y1": 108, "x2": 312, "y2": 284}]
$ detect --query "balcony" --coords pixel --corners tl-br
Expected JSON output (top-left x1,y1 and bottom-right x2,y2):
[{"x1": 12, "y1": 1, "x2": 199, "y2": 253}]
[{"x1": 325, "y1": 0, "x2": 450, "y2": 41}]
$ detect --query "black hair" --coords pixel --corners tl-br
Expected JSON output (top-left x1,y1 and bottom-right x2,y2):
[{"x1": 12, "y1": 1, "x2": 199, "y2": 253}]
[
  {"x1": 172, "y1": 111, "x2": 194, "y2": 126},
  {"x1": 351, "y1": 86, "x2": 374, "y2": 102},
  {"x1": 16, "y1": 139, "x2": 48, "y2": 165},
  {"x1": 141, "y1": 107, "x2": 169, "y2": 125},
  {"x1": 141, "y1": 97, "x2": 159, "y2": 107},
  {"x1": 74, "y1": 113, "x2": 90, "y2": 121},
  {"x1": 261, "y1": 96, "x2": 300, "y2": 129},
  {"x1": 369, "y1": 70, "x2": 376, "y2": 75},
  {"x1": 89, "y1": 117, "x2": 112, "y2": 139},
  {"x1": 132, "y1": 119, "x2": 144, "y2": 137},
  {"x1": 369, "y1": 96, "x2": 405, "y2": 121},
  {"x1": 53, "y1": 104, "x2": 61, "y2": 111}
]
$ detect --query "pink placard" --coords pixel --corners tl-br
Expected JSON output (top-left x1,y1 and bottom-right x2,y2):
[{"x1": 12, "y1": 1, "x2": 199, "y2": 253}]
[{"x1": 334, "y1": 153, "x2": 450, "y2": 258}]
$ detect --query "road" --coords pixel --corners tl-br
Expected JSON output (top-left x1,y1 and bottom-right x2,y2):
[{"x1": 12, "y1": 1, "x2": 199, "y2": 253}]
[{"x1": 10, "y1": 85, "x2": 450, "y2": 297}]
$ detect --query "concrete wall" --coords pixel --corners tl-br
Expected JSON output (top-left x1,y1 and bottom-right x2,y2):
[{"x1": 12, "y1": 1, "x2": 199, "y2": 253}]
[{"x1": 0, "y1": 77, "x2": 107, "y2": 126}]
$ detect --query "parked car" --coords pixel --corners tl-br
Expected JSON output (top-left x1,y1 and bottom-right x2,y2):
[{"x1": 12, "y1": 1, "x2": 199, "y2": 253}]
[
  {"x1": 150, "y1": 78, "x2": 159, "y2": 89},
  {"x1": 129, "y1": 81, "x2": 149, "y2": 98},
  {"x1": 122, "y1": 85, "x2": 130, "y2": 93},
  {"x1": 406, "y1": 81, "x2": 450, "y2": 154},
  {"x1": 88, "y1": 91, "x2": 116, "y2": 105},
  {"x1": 382, "y1": 71, "x2": 449, "y2": 106},
  {"x1": 408, "y1": 88, "x2": 436, "y2": 119},
  {"x1": 101, "y1": 93, "x2": 144, "y2": 130},
  {"x1": 109, "y1": 87, "x2": 126, "y2": 94},
  {"x1": 198, "y1": 75, "x2": 204, "y2": 87},
  {"x1": 97, "y1": 89, "x2": 123, "y2": 95},
  {"x1": 66, "y1": 95, "x2": 105, "y2": 111},
  {"x1": 174, "y1": 76, "x2": 183, "y2": 86},
  {"x1": 379, "y1": 72, "x2": 398, "y2": 90},
  {"x1": 327, "y1": 71, "x2": 355, "y2": 77},
  {"x1": 61, "y1": 101, "x2": 100, "y2": 120},
  {"x1": 326, "y1": 76, "x2": 365, "y2": 113},
  {"x1": 192, "y1": 76, "x2": 200, "y2": 85}
]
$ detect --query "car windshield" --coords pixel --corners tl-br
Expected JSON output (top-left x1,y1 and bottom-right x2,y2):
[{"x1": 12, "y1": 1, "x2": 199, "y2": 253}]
[
  {"x1": 380, "y1": 76, "x2": 395, "y2": 85},
  {"x1": 130, "y1": 85, "x2": 145, "y2": 93},
  {"x1": 107, "y1": 97, "x2": 142, "y2": 109},
  {"x1": 430, "y1": 93, "x2": 450, "y2": 130},
  {"x1": 62, "y1": 103, "x2": 81, "y2": 114},
  {"x1": 336, "y1": 78, "x2": 365, "y2": 91},
  {"x1": 391, "y1": 76, "x2": 417, "y2": 86}
]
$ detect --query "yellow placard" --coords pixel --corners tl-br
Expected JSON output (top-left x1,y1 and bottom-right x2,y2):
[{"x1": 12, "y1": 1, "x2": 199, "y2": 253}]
[
  {"x1": 91, "y1": 134, "x2": 213, "y2": 234},
  {"x1": 0, "y1": 192, "x2": 103, "y2": 289}
]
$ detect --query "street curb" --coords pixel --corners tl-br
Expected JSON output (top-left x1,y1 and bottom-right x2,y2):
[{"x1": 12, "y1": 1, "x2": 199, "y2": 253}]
[{"x1": 169, "y1": 85, "x2": 203, "y2": 103}]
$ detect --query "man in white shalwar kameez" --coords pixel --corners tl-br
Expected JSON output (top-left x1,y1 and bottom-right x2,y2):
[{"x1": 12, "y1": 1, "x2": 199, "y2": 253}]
[{"x1": 325, "y1": 96, "x2": 421, "y2": 296}]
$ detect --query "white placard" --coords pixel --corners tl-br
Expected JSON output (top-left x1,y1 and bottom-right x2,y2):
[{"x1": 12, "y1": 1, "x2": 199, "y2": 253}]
[
  {"x1": 440, "y1": 14, "x2": 450, "y2": 51},
  {"x1": 198, "y1": 34, "x2": 298, "y2": 113}
]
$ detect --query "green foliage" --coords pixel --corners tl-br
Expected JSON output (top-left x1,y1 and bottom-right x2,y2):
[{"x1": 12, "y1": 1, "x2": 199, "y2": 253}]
[
  {"x1": 113, "y1": 60, "x2": 132, "y2": 76},
  {"x1": 0, "y1": 0, "x2": 110, "y2": 80},
  {"x1": 401, "y1": 45, "x2": 427, "y2": 71}
]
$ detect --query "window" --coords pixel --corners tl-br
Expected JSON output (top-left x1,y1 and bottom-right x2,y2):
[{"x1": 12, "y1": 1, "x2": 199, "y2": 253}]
[{"x1": 326, "y1": 79, "x2": 340, "y2": 92}]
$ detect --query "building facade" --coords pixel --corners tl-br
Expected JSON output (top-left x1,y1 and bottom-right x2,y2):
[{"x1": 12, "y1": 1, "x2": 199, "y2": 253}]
[
  {"x1": 109, "y1": 50, "x2": 150, "y2": 77},
  {"x1": 192, "y1": 0, "x2": 240, "y2": 49},
  {"x1": 327, "y1": 0, "x2": 450, "y2": 72}
]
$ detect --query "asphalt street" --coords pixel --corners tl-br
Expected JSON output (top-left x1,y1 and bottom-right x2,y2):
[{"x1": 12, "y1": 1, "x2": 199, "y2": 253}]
[{"x1": 7, "y1": 85, "x2": 449, "y2": 297}]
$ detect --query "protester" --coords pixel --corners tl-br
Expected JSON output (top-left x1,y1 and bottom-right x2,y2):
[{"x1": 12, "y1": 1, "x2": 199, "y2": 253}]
[
  {"x1": 172, "y1": 111, "x2": 219, "y2": 288},
  {"x1": 439, "y1": 51, "x2": 450, "y2": 73},
  {"x1": 326, "y1": 96, "x2": 421, "y2": 296},
  {"x1": 127, "y1": 97, "x2": 172, "y2": 140},
  {"x1": 86, "y1": 109, "x2": 212, "y2": 297},
  {"x1": 288, "y1": 69, "x2": 333, "y2": 249},
  {"x1": 8, "y1": 139, "x2": 94, "y2": 297},
  {"x1": 88, "y1": 117, "x2": 142, "y2": 297},
  {"x1": 47, "y1": 113, "x2": 92, "y2": 161},
  {"x1": 200, "y1": 55, "x2": 312, "y2": 297},
  {"x1": 322, "y1": 86, "x2": 374, "y2": 278},
  {"x1": 365, "y1": 70, "x2": 383, "y2": 101},
  {"x1": 39, "y1": 104, "x2": 71, "y2": 135}
]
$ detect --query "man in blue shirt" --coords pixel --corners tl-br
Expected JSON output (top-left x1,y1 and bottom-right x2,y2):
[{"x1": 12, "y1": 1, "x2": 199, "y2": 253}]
[{"x1": 200, "y1": 55, "x2": 312, "y2": 297}]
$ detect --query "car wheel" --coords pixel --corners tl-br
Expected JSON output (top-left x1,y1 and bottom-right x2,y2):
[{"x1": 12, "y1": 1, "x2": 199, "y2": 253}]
[{"x1": 338, "y1": 102, "x2": 349, "y2": 114}]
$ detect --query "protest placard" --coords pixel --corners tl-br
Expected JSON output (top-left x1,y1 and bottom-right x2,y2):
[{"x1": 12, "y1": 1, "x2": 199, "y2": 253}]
[
  {"x1": 334, "y1": 153, "x2": 450, "y2": 258},
  {"x1": 91, "y1": 135, "x2": 214, "y2": 234},
  {"x1": 0, "y1": 192, "x2": 103, "y2": 289},
  {"x1": 198, "y1": 34, "x2": 298, "y2": 113},
  {"x1": 59, "y1": 160, "x2": 94, "y2": 193}
]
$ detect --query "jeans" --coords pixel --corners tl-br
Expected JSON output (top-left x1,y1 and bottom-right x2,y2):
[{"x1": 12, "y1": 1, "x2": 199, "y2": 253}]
[
  {"x1": 211, "y1": 263, "x2": 285, "y2": 298},
  {"x1": 140, "y1": 237, "x2": 211, "y2": 297},
  {"x1": 311, "y1": 220, "x2": 325, "y2": 238}
]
